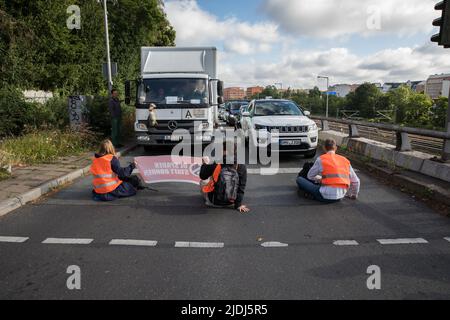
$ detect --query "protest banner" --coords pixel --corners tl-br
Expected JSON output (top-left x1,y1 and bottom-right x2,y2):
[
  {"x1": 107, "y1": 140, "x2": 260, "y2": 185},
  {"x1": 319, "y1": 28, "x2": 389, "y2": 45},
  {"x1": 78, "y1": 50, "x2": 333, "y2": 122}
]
[{"x1": 134, "y1": 156, "x2": 203, "y2": 185}]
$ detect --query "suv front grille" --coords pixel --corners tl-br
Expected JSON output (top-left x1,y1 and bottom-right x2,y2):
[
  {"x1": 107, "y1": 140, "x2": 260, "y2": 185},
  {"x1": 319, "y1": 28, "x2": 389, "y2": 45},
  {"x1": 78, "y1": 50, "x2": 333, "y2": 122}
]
[{"x1": 268, "y1": 126, "x2": 308, "y2": 133}]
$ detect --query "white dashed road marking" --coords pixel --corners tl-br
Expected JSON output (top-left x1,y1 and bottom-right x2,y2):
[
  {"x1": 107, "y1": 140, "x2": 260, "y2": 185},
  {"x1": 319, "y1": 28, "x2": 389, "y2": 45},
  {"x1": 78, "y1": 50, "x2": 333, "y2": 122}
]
[
  {"x1": 377, "y1": 238, "x2": 428, "y2": 245},
  {"x1": 445, "y1": 237, "x2": 450, "y2": 243},
  {"x1": 261, "y1": 242, "x2": 289, "y2": 248},
  {"x1": 247, "y1": 168, "x2": 300, "y2": 175},
  {"x1": 333, "y1": 240, "x2": 359, "y2": 246},
  {"x1": 174, "y1": 242, "x2": 224, "y2": 248},
  {"x1": 109, "y1": 239, "x2": 158, "y2": 247},
  {"x1": 0, "y1": 236, "x2": 29, "y2": 243},
  {"x1": 42, "y1": 238, "x2": 94, "y2": 245}
]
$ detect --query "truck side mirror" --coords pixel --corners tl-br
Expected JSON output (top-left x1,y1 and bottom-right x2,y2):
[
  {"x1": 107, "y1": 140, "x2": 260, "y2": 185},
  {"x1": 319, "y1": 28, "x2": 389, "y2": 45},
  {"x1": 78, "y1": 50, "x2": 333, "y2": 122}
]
[
  {"x1": 217, "y1": 80, "x2": 224, "y2": 97},
  {"x1": 125, "y1": 80, "x2": 131, "y2": 105},
  {"x1": 218, "y1": 96, "x2": 224, "y2": 105}
]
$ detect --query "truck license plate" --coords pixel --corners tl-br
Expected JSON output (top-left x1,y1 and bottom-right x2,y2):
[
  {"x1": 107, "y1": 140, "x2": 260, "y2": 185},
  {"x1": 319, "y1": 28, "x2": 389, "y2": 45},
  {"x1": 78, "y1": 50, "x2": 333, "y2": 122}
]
[{"x1": 165, "y1": 135, "x2": 183, "y2": 141}]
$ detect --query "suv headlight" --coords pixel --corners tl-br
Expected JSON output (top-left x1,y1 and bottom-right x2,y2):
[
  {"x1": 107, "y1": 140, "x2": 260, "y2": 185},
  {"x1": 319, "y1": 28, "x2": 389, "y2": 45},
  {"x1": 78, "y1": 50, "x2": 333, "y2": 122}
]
[
  {"x1": 308, "y1": 123, "x2": 318, "y2": 132},
  {"x1": 255, "y1": 124, "x2": 268, "y2": 130}
]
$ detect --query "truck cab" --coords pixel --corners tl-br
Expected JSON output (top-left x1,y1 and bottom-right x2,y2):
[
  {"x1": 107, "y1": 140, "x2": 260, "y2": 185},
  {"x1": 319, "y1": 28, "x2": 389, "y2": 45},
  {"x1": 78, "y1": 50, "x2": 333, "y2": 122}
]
[{"x1": 125, "y1": 47, "x2": 224, "y2": 148}]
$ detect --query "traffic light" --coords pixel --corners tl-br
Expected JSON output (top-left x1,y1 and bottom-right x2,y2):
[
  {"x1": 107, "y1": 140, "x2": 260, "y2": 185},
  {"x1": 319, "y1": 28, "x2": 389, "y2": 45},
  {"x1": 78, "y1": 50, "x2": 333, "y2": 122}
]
[{"x1": 431, "y1": 0, "x2": 450, "y2": 48}]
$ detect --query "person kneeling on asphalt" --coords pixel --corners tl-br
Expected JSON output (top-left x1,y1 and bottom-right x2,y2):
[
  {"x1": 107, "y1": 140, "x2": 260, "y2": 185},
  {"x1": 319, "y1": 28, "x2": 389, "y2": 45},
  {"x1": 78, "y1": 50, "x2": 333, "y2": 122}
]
[
  {"x1": 91, "y1": 139, "x2": 142, "y2": 202},
  {"x1": 296, "y1": 138, "x2": 360, "y2": 203},
  {"x1": 200, "y1": 142, "x2": 250, "y2": 213}
]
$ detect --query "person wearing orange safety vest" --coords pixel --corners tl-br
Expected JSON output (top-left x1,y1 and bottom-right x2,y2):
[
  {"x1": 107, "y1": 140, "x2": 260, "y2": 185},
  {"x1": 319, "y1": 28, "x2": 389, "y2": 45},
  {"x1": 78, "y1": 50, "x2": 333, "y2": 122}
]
[
  {"x1": 297, "y1": 139, "x2": 360, "y2": 203},
  {"x1": 91, "y1": 140, "x2": 139, "y2": 202},
  {"x1": 199, "y1": 142, "x2": 250, "y2": 213}
]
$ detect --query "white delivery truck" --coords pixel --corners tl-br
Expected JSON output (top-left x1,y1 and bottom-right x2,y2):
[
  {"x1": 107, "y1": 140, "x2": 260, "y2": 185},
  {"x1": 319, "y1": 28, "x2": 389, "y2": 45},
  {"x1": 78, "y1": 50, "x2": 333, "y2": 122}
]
[{"x1": 125, "y1": 47, "x2": 224, "y2": 150}]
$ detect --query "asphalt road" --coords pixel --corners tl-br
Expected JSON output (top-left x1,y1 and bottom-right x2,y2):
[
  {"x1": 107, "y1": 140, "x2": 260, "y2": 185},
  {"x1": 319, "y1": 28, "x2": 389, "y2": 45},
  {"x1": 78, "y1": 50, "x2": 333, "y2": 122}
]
[{"x1": 1, "y1": 146, "x2": 450, "y2": 300}]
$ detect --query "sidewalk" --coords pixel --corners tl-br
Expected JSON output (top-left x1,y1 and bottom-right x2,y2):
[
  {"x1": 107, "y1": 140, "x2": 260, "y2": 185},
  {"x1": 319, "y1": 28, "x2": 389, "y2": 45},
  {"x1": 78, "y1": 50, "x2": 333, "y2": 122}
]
[{"x1": 0, "y1": 144, "x2": 136, "y2": 217}]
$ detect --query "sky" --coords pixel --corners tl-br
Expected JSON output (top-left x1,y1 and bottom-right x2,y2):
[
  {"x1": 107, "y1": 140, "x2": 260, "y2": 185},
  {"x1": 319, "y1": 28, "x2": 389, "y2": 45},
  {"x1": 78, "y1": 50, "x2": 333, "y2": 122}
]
[{"x1": 163, "y1": 0, "x2": 450, "y2": 89}]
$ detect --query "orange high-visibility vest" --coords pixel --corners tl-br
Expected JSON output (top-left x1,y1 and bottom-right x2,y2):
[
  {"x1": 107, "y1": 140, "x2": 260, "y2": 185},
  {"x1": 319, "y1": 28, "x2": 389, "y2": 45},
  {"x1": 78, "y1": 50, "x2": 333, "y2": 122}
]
[
  {"x1": 202, "y1": 164, "x2": 222, "y2": 193},
  {"x1": 320, "y1": 153, "x2": 351, "y2": 189},
  {"x1": 91, "y1": 154, "x2": 122, "y2": 194}
]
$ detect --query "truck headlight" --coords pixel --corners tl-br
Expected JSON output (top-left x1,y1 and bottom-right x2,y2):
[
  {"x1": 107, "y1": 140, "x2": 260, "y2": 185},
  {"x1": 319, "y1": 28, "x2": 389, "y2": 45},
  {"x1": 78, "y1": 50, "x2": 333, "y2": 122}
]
[
  {"x1": 308, "y1": 123, "x2": 318, "y2": 132},
  {"x1": 137, "y1": 123, "x2": 148, "y2": 131}
]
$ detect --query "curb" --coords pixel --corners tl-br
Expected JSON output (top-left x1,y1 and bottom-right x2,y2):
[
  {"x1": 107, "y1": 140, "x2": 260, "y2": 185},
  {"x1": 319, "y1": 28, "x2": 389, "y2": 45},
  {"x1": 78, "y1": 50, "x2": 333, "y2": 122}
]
[
  {"x1": 341, "y1": 150, "x2": 450, "y2": 217},
  {"x1": 0, "y1": 144, "x2": 138, "y2": 218}
]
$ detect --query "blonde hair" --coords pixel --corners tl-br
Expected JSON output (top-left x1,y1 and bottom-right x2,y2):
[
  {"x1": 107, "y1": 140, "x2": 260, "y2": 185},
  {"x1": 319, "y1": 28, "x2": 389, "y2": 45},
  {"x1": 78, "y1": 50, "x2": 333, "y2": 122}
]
[{"x1": 98, "y1": 139, "x2": 116, "y2": 156}]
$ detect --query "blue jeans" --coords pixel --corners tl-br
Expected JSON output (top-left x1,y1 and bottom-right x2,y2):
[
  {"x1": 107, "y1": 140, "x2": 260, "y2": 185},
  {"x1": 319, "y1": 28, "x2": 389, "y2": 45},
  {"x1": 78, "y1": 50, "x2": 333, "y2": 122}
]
[{"x1": 296, "y1": 177, "x2": 340, "y2": 204}]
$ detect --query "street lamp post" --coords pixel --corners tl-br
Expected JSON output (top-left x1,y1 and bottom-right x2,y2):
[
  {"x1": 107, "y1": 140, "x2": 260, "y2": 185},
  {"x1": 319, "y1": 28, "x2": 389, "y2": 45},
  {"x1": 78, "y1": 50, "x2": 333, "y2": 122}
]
[
  {"x1": 318, "y1": 76, "x2": 329, "y2": 118},
  {"x1": 102, "y1": 0, "x2": 113, "y2": 96}
]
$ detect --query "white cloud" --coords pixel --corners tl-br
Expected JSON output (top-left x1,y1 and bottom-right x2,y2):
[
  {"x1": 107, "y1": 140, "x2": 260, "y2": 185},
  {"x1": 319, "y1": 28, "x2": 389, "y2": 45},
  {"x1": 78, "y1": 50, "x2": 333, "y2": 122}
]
[
  {"x1": 263, "y1": 0, "x2": 437, "y2": 38},
  {"x1": 220, "y1": 44, "x2": 450, "y2": 88},
  {"x1": 163, "y1": 0, "x2": 450, "y2": 89},
  {"x1": 164, "y1": 0, "x2": 282, "y2": 55}
]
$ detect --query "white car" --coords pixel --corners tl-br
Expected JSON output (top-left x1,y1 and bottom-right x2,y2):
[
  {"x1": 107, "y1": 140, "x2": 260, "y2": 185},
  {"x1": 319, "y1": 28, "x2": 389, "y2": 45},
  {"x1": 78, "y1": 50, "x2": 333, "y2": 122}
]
[{"x1": 240, "y1": 99, "x2": 319, "y2": 157}]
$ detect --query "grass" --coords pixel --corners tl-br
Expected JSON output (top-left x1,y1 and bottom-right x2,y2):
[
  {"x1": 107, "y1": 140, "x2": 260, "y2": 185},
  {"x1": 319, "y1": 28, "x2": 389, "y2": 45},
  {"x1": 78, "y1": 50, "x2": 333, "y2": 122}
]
[{"x1": 0, "y1": 129, "x2": 98, "y2": 168}]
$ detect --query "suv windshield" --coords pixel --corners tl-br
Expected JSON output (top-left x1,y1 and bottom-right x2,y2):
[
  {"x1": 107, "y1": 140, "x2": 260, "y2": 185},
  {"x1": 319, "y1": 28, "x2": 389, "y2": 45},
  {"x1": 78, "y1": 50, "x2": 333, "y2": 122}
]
[
  {"x1": 231, "y1": 102, "x2": 245, "y2": 111},
  {"x1": 138, "y1": 78, "x2": 209, "y2": 104},
  {"x1": 254, "y1": 101, "x2": 304, "y2": 116}
]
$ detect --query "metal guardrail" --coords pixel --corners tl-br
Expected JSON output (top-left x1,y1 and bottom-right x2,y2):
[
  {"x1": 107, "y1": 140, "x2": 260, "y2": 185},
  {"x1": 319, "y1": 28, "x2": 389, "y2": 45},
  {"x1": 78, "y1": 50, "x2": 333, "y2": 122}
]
[{"x1": 311, "y1": 116, "x2": 450, "y2": 161}]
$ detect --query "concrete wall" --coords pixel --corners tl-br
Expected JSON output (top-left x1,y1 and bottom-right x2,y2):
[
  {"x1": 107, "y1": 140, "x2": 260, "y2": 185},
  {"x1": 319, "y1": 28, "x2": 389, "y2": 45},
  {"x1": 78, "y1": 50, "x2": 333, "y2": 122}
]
[{"x1": 319, "y1": 130, "x2": 450, "y2": 183}]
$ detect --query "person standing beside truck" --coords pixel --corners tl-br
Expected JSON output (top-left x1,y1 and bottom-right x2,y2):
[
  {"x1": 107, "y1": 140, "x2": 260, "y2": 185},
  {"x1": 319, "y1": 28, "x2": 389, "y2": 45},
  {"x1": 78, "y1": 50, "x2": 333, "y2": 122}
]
[{"x1": 109, "y1": 89, "x2": 123, "y2": 148}]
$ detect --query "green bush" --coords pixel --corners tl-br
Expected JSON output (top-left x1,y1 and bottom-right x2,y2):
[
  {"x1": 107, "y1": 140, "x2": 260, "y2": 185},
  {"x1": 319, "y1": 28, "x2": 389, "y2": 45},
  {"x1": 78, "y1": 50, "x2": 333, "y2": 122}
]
[
  {"x1": 85, "y1": 96, "x2": 111, "y2": 137},
  {"x1": 85, "y1": 96, "x2": 135, "y2": 139},
  {"x1": 0, "y1": 87, "x2": 72, "y2": 137},
  {"x1": 0, "y1": 86, "x2": 34, "y2": 137}
]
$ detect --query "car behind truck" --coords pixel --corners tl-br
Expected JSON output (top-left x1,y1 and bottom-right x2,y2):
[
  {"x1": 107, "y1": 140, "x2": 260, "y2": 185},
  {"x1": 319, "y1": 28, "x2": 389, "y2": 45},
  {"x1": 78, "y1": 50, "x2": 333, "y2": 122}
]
[{"x1": 125, "y1": 47, "x2": 224, "y2": 150}]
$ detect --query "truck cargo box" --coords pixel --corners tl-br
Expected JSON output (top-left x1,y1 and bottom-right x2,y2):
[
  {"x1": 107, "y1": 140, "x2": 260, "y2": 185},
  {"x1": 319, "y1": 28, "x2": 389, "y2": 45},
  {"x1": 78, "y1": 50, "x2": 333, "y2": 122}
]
[{"x1": 141, "y1": 47, "x2": 217, "y2": 78}]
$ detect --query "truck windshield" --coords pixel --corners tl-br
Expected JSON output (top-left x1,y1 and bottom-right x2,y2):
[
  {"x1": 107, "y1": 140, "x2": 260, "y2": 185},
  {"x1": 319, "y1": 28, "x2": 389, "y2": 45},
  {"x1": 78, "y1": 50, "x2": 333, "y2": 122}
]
[{"x1": 138, "y1": 79, "x2": 209, "y2": 105}]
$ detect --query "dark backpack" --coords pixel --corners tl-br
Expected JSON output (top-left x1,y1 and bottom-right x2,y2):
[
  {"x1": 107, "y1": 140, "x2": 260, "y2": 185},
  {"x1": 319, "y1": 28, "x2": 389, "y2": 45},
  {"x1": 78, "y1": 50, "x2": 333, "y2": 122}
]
[
  {"x1": 215, "y1": 165, "x2": 240, "y2": 203},
  {"x1": 298, "y1": 162, "x2": 315, "y2": 180}
]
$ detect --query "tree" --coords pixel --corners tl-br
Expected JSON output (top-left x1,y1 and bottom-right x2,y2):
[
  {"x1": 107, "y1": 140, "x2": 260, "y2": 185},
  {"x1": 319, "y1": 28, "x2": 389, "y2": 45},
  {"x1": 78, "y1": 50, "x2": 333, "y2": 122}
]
[
  {"x1": 0, "y1": 0, "x2": 176, "y2": 95},
  {"x1": 346, "y1": 83, "x2": 382, "y2": 118},
  {"x1": 431, "y1": 97, "x2": 448, "y2": 129}
]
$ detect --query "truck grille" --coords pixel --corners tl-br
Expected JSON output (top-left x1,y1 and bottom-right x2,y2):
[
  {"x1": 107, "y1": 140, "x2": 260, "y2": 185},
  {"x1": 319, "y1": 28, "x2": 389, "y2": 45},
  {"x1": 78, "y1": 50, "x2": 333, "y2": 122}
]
[{"x1": 140, "y1": 120, "x2": 198, "y2": 134}]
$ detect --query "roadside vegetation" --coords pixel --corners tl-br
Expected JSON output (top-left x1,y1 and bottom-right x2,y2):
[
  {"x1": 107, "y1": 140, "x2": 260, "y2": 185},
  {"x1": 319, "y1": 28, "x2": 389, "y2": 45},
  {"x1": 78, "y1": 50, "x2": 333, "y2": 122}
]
[
  {"x1": 0, "y1": 1, "x2": 176, "y2": 180},
  {"x1": 253, "y1": 84, "x2": 448, "y2": 131}
]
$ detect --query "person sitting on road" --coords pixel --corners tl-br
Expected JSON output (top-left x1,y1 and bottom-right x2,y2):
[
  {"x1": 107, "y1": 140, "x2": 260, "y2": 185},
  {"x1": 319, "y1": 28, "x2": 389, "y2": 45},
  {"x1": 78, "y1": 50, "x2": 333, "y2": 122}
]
[
  {"x1": 296, "y1": 138, "x2": 360, "y2": 203},
  {"x1": 200, "y1": 142, "x2": 250, "y2": 213},
  {"x1": 91, "y1": 139, "x2": 142, "y2": 202}
]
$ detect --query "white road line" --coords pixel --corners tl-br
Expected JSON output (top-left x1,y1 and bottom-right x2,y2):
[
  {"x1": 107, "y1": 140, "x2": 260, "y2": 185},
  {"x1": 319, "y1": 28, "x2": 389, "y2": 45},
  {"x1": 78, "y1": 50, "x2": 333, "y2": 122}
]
[
  {"x1": 42, "y1": 238, "x2": 93, "y2": 245},
  {"x1": 0, "y1": 236, "x2": 29, "y2": 243},
  {"x1": 333, "y1": 240, "x2": 359, "y2": 246},
  {"x1": 444, "y1": 237, "x2": 450, "y2": 243},
  {"x1": 174, "y1": 242, "x2": 224, "y2": 248},
  {"x1": 377, "y1": 238, "x2": 428, "y2": 245},
  {"x1": 109, "y1": 239, "x2": 157, "y2": 247},
  {"x1": 248, "y1": 168, "x2": 300, "y2": 175},
  {"x1": 261, "y1": 242, "x2": 289, "y2": 248}
]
